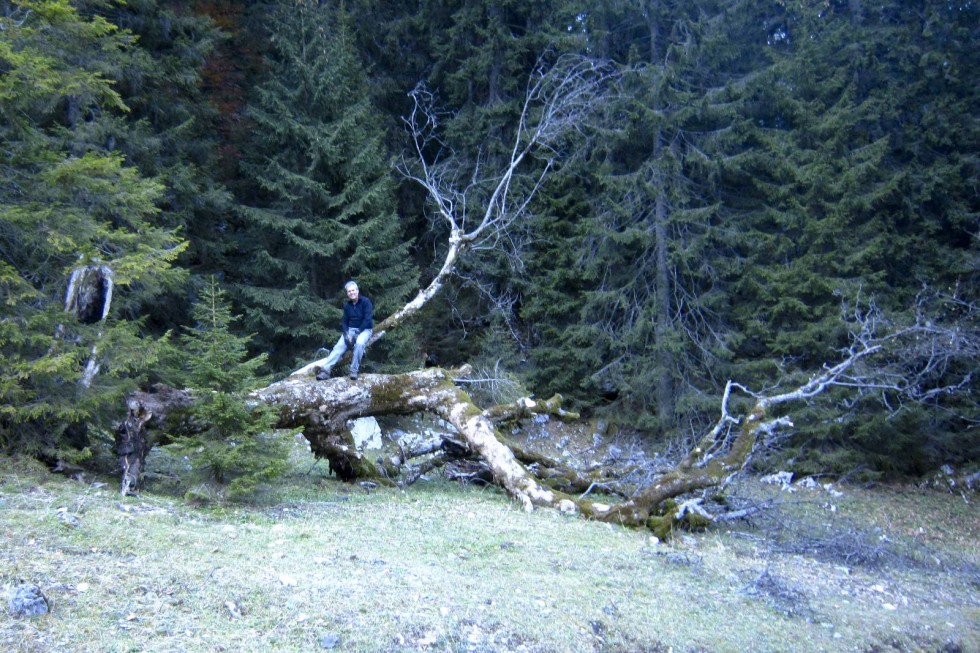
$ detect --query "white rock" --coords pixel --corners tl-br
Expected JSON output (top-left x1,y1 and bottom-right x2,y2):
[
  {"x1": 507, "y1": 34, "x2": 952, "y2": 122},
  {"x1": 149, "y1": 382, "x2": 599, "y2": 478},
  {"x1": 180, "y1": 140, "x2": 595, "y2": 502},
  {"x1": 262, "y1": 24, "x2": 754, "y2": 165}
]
[
  {"x1": 761, "y1": 471, "x2": 794, "y2": 487},
  {"x1": 350, "y1": 417, "x2": 382, "y2": 451}
]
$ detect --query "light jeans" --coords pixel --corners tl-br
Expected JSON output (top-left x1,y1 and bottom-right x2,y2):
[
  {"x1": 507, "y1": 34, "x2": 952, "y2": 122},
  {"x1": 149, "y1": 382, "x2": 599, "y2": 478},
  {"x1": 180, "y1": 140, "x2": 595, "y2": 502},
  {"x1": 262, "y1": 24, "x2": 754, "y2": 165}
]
[{"x1": 321, "y1": 328, "x2": 372, "y2": 374}]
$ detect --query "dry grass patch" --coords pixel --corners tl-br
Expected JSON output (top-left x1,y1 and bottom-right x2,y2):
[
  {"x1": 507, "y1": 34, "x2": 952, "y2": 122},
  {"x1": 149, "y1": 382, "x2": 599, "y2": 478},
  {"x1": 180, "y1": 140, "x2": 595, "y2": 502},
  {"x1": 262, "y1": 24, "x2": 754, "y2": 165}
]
[{"x1": 2, "y1": 452, "x2": 978, "y2": 653}]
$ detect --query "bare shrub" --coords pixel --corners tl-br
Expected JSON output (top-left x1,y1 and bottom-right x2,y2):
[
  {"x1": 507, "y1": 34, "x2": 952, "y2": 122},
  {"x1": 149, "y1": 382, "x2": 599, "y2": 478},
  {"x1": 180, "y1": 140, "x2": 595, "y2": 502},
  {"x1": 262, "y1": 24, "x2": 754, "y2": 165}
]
[{"x1": 740, "y1": 567, "x2": 812, "y2": 618}]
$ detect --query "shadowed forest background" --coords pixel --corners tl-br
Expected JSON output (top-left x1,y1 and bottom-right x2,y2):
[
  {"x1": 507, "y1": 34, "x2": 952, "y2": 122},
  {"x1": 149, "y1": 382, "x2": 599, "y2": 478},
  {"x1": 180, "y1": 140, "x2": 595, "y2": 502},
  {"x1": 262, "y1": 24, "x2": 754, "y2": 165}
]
[{"x1": 1, "y1": 0, "x2": 977, "y2": 486}]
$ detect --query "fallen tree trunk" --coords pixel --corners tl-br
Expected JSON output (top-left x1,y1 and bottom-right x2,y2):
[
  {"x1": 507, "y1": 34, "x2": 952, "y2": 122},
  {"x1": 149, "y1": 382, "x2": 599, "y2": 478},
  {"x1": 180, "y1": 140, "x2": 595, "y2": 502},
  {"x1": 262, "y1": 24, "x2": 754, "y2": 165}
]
[
  {"x1": 119, "y1": 299, "x2": 974, "y2": 531},
  {"x1": 251, "y1": 367, "x2": 564, "y2": 511},
  {"x1": 110, "y1": 366, "x2": 822, "y2": 526},
  {"x1": 250, "y1": 367, "x2": 786, "y2": 526}
]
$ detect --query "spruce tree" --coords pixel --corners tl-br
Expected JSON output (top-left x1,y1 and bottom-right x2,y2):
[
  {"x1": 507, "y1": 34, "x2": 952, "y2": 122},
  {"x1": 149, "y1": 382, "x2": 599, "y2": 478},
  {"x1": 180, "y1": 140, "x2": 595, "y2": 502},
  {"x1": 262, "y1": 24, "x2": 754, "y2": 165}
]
[
  {"x1": 232, "y1": 0, "x2": 416, "y2": 371},
  {"x1": 722, "y1": 0, "x2": 979, "y2": 474},
  {"x1": 172, "y1": 277, "x2": 289, "y2": 502},
  {"x1": 522, "y1": 0, "x2": 765, "y2": 430},
  {"x1": 92, "y1": 0, "x2": 233, "y2": 330},
  {"x1": 0, "y1": 0, "x2": 185, "y2": 458}
]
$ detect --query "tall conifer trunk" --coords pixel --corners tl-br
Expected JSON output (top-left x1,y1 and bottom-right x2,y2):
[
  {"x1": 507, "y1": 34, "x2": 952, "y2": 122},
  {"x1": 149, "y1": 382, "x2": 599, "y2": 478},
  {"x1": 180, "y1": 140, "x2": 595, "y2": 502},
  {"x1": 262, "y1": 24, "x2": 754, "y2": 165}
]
[
  {"x1": 648, "y1": 7, "x2": 675, "y2": 427},
  {"x1": 653, "y1": 182, "x2": 675, "y2": 427}
]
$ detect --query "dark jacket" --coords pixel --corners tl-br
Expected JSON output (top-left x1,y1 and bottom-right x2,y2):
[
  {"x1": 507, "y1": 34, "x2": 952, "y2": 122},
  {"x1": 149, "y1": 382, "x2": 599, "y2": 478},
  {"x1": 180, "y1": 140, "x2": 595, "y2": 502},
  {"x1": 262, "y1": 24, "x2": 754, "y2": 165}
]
[{"x1": 342, "y1": 296, "x2": 373, "y2": 331}]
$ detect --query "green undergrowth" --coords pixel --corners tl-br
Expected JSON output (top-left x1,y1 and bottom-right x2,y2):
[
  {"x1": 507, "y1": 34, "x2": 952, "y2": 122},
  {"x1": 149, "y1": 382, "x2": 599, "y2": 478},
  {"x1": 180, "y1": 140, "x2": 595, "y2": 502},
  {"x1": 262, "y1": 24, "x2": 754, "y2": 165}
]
[{"x1": 1, "y1": 451, "x2": 977, "y2": 653}]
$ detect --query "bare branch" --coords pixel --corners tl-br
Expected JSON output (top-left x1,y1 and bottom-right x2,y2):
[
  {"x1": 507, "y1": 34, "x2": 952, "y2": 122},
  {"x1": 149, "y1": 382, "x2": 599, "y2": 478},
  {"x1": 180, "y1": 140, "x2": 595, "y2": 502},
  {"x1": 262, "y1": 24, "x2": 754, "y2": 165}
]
[
  {"x1": 293, "y1": 56, "x2": 613, "y2": 378},
  {"x1": 589, "y1": 290, "x2": 979, "y2": 527}
]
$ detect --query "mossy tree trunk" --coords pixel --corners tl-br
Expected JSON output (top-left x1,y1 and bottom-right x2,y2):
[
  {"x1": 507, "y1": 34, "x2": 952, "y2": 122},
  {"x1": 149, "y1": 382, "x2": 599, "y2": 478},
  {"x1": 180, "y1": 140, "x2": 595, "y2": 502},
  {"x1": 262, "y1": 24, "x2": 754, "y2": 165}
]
[
  {"x1": 249, "y1": 367, "x2": 784, "y2": 525},
  {"x1": 251, "y1": 367, "x2": 565, "y2": 510}
]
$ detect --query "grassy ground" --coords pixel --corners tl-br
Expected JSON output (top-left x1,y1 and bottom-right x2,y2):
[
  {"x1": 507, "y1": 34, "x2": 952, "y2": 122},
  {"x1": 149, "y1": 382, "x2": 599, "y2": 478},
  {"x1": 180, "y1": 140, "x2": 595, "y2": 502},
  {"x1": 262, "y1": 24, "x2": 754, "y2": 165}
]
[{"x1": 1, "y1": 446, "x2": 977, "y2": 653}]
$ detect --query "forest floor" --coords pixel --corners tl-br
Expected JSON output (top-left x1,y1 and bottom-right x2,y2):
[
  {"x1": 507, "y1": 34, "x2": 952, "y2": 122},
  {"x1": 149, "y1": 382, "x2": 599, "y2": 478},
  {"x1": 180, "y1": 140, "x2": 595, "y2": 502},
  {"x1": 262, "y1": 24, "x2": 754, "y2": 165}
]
[{"x1": 1, "y1": 418, "x2": 978, "y2": 653}]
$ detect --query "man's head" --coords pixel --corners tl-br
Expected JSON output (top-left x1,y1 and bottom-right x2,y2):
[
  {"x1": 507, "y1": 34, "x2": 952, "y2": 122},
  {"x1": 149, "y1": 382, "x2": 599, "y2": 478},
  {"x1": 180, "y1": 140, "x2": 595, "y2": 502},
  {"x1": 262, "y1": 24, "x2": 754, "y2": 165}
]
[{"x1": 345, "y1": 280, "x2": 359, "y2": 302}]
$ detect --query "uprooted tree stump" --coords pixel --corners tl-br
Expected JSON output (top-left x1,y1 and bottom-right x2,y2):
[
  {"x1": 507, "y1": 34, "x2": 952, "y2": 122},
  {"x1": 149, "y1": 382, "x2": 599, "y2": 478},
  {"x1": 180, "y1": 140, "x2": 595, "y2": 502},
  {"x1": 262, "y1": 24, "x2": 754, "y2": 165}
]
[{"x1": 115, "y1": 385, "x2": 195, "y2": 495}]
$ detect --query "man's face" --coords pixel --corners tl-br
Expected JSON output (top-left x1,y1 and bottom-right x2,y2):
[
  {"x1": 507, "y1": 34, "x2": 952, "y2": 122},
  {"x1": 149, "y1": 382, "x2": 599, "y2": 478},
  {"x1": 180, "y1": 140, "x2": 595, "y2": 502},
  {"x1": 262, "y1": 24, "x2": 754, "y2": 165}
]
[{"x1": 347, "y1": 285, "x2": 359, "y2": 302}]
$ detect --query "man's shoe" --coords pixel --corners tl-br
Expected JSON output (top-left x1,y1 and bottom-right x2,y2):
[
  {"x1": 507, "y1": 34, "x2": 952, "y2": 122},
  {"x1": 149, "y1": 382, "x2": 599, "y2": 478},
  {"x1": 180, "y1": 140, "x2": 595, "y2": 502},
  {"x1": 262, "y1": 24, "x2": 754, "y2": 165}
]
[
  {"x1": 316, "y1": 368, "x2": 330, "y2": 381},
  {"x1": 349, "y1": 371, "x2": 358, "y2": 380}
]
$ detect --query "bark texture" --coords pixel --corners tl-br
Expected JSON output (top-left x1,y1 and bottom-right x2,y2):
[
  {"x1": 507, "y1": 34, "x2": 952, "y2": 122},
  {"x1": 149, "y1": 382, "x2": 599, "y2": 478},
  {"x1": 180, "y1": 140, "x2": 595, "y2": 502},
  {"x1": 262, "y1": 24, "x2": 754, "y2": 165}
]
[{"x1": 113, "y1": 367, "x2": 790, "y2": 535}]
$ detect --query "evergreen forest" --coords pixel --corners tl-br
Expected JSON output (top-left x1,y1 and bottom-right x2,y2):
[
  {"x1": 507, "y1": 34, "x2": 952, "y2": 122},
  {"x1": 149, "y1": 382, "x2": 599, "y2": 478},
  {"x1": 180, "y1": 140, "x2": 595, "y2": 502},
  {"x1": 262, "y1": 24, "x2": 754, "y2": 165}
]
[{"x1": 1, "y1": 0, "x2": 978, "y2": 482}]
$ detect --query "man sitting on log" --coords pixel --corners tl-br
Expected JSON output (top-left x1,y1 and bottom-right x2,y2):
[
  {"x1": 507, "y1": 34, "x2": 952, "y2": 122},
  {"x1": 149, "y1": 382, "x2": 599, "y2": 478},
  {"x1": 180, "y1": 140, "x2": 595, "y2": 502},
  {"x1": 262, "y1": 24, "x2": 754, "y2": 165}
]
[{"x1": 317, "y1": 280, "x2": 373, "y2": 381}]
